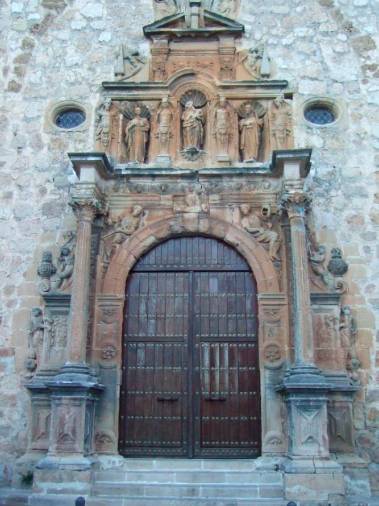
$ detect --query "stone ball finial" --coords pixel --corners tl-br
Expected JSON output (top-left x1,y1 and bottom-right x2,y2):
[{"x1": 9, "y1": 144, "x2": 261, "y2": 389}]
[{"x1": 327, "y1": 247, "x2": 348, "y2": 276}]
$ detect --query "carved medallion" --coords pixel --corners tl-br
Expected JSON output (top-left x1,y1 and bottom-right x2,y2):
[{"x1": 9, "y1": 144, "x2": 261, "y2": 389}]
[
  {"x1": 263, "y1": 342, "x2": 282, "y2": 365},
  {"x1": 101, "y1": 344, "x2": 117, "y2": 360}
]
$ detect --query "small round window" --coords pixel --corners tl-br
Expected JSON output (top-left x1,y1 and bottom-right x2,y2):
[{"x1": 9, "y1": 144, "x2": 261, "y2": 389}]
[
  {"x1": 304, "y1": 98, "x2": 339, "y2": 126},
  {"x1": 55, "y1": 108, "x2": 86, "y2": 129}
]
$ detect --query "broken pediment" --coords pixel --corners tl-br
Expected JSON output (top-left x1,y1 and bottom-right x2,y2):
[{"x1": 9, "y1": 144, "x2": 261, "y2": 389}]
[{"x1": 144, "y1": 4, "x2": 244, "y2": 36}]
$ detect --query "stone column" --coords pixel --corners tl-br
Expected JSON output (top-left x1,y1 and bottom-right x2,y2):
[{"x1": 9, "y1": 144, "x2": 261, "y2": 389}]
[
  {"x1": 276, "y1": 161, "x2": 343, "y2": 501},
  {"x1": 280, "y1": 182, "x2": 314, "y2": 367},
  {"x1": 67, "y1": 202, "x2": 96, "y2": 364},
  {"x1": 37, "y1": 182, "x2": 106, "y2": 471}
]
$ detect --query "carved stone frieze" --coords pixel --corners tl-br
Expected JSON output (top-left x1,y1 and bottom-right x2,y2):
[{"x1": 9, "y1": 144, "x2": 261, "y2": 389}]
[
  {"x1": 173, "y1": 188, "x2": 209, "y2": 214},
  {"x1": 96, "y1": 305, "x2": 121, "y2": 348}
]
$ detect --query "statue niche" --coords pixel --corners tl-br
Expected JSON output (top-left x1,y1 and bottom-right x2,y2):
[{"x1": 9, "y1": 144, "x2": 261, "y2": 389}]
[
  {"x1": 120, "y1": 102, "x2": 151, "y2": 164},
  {"x1": 238, "y1": 101, "x2": 266, "y2": 163},
  {"x1": 155, "y1": 96, "x2": 175, "y2": 163},
  {"x1": 210, "y1": 95, "x2": 237, "y2": 163},
  {"x1": 180, "y1": 90, "x2": 207, "y2": 161},
  {"x1": 264, "y1": 95, "x2": 293, "y2": 156}
]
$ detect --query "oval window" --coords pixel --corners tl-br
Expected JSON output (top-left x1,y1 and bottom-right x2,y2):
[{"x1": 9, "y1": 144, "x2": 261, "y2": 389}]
[
  {"x1": 304, "y1": 105, "x2": 336, "y2": 125},
  {"x1": 55, "y1": 108, "x2": 86, "y2": 129}
]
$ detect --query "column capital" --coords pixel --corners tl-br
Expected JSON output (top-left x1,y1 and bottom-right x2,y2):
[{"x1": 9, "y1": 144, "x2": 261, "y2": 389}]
[
  {"x1": 279, "y1": 180, "x2": 312, "y2": 219},
  {"x1": 70, "y1": 182, "x2": 107, "y2": 220}
]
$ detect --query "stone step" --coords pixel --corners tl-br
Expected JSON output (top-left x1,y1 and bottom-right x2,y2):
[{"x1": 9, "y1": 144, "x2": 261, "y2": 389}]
[
  {"x1": 91, "y1": 482, "x2": 284, "y2": 499},
  {"x1": 96, "y1": 458, "x2": 263, "y2": 472},
  {"x1": 94, "y1": 469, "x2": 283, "y2": 485},
  {"x1": 89, "y1": 499, "x2": 287, "y2": 506}
]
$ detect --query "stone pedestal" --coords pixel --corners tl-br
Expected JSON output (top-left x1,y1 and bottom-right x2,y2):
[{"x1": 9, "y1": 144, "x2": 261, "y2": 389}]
[{"x1": 37, "y1": 367, "x2": 102, "y2": 471}]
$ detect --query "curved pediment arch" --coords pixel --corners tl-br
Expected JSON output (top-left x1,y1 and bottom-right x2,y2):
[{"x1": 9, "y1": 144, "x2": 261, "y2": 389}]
[{"x1": 102, "y1": 214, "x2": 280, "y2": 295}]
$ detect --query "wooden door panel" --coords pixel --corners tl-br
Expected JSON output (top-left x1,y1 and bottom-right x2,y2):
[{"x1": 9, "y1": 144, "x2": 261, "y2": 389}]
[
  {"x1": 119, "y1": 271, "x2": 189, "y2": 457},
  {"x1": 120, "y1": 237, "x2": 260, "y2": 458},
  {"x1": 193, "y1": 271, "x2": 260, "y2": 457}
]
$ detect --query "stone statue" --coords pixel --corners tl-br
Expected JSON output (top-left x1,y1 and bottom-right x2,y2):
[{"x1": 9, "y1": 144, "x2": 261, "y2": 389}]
[
  {"x1": 156, "y1": 97, "x2": 174, "y2": 156},
  {"x1": 25, "y1": 307, "x2": 44, "y2": 377},
  {"x1": 212, "y1": 96, "x2": 232, "y2": 160},
  {"x1": 95, "y1": 98, "x2": 112, "y2": 148},
  {"x1": 240, "y1": 204, "x2": 281, "y2": 261},
  {"x1": 239, "y1": 102, "x2": 263, "y2": 162},
  {"x1": 239, "y1": 45, "x2": 271, "y2": 80},
  {"x1": 340, "y1": 306, "x2": 357, "y2": 349},
  {"x1": 182, "y1": 100, "x2": 205, "y2": 151},
  {"x1": 28, "y1": 307, "x2": 44, "y2": 351},
  {"x1": 114, "y1": 45, "x2": 146, "y2": 80},
  {"x1": 125, "y1": 106, "x2": 150, "y2": 163},
  {"x1": 340, "y1": 306, "x2": 360, "y2": 382},
  {"x1": 265, "y1": 96, "x2": 293, "y2": 153},
  {"x1": 50, "y1": 232, "x2": 76, "y2": 291}
]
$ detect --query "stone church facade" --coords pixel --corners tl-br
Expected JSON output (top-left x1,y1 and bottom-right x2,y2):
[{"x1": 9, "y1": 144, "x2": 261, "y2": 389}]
[{"x1": 0, "y1": 0, "x2": 378, "y2": 504}]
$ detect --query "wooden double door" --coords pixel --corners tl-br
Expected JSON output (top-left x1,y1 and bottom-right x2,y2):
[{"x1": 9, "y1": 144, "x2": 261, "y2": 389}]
[{"x1": 119, "y1": 237, "x2": 261, "y2": 458}]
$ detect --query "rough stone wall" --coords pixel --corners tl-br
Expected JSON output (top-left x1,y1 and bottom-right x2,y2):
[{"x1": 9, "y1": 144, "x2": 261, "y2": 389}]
[{"x1": 0, "y1": 0, "x2": 378, "y2": 489}]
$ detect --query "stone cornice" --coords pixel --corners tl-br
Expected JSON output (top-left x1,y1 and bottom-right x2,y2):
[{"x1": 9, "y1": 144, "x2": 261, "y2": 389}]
[{"x1": 68, "y1": 152, "x2": 113, "y2": 180}]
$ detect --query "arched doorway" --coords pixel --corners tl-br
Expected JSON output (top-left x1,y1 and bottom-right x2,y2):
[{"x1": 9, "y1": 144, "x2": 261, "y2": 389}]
[{"x1": 119, "y1": 236, "x2": 261, "y2": 458}]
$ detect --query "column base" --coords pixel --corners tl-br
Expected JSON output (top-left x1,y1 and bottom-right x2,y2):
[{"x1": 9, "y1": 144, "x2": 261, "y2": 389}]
[{"x1": 36, "y1": 454, "x2": 95, "y2": 471}]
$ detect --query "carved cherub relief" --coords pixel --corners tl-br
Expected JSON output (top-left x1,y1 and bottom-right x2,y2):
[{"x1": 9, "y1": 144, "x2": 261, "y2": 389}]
[
  {"x1": 240, "y1": 204, "x2": 281, "y2": 261},
  {"x1": 102, "y1": 206, "x2": 145, "y2": 275}
]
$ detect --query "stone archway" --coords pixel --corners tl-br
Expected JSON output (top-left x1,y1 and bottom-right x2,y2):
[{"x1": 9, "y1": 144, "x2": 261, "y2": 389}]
[
  {"x1": 94, "y1": 215, "x2": 289, "y2": 457},
  {"x1": 119, "y1": 235, "x2": 261, "y2": 458}
]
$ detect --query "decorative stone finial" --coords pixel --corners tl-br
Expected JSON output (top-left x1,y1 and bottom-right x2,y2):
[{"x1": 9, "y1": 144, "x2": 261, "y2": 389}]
[
  {"x1": 37, "y1": 251, "x2": 57, "y2": 294},
  {"x1": 327, "y1": 247, "x2": 348, "y2": 277}
]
